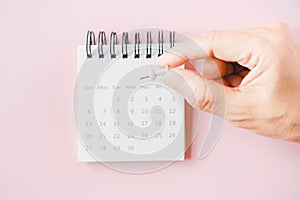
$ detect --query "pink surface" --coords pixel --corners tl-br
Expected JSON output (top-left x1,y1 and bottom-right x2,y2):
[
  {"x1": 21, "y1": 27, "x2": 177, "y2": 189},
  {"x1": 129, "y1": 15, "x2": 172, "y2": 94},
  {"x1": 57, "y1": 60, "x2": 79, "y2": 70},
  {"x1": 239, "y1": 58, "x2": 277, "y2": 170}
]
[{"x1": 1, "y1": 0, "x2": 300, "y2": 199}]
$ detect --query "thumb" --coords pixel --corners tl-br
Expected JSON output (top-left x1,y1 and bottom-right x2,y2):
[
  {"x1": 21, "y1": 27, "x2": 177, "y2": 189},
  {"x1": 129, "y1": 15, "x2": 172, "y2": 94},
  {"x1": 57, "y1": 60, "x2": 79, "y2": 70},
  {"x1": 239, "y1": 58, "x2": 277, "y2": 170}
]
[{"x1": 163, "y1": 68, "x2": 243, "y2": 117}]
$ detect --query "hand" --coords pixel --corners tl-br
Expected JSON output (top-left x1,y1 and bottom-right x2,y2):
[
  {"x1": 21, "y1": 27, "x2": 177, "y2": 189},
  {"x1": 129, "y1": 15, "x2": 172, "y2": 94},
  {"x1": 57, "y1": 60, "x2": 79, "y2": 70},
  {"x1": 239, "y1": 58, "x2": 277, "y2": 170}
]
[{"x1": 156, "y1": 22, "x2": 300, "y2": 143}]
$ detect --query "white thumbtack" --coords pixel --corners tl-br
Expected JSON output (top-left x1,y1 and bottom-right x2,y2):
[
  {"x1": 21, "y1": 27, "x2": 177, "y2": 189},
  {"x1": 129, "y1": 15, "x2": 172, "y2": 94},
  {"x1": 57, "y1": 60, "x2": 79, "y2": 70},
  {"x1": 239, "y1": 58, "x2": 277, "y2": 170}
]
[{"x1": 140, "y1": 66, "x2": 169, "y2": 81}]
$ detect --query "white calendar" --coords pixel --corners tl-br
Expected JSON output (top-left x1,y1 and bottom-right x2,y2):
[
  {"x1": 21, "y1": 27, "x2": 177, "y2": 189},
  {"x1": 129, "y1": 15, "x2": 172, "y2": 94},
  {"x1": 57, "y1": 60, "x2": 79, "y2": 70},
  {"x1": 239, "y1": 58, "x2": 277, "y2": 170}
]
[{"x1": 76, "y1": 31, "x2": 185, "y2": 162}]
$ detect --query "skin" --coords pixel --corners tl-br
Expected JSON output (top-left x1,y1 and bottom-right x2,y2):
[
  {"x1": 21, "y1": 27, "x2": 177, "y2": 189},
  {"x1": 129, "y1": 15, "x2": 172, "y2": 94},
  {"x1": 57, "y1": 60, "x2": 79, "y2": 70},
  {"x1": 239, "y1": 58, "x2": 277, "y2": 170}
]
[{"x1": 156, "y1": 22, "x2": 300, "y2": 143}]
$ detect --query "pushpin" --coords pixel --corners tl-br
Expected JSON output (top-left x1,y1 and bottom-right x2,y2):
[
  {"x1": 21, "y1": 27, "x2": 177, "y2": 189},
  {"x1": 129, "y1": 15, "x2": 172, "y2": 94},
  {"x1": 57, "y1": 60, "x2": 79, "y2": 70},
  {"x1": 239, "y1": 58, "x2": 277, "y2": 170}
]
[{"x1": 140, "y1": 66, "x2": 169, "y2": 81}]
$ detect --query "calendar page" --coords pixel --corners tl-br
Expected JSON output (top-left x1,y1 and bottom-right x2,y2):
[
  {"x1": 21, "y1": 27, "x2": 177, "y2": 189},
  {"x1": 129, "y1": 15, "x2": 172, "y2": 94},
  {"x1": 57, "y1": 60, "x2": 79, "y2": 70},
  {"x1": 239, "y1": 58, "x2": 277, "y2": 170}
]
[{"x1": 76, "y1": 44, "x2": 185, "y2": 162}]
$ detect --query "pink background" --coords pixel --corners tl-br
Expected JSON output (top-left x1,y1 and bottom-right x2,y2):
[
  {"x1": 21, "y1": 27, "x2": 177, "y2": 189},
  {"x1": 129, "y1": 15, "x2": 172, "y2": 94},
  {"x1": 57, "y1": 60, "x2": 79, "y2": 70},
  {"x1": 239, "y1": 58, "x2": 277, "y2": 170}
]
[{"x1": 1, "y1": 0, "x2": 300, "y2": 199}]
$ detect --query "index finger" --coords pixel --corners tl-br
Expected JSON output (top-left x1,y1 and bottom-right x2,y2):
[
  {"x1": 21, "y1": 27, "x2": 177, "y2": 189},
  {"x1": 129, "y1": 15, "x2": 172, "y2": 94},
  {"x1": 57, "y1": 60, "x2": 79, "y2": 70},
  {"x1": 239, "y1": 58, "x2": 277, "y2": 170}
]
[{"x1": 156, "y1": 30, "x2": 266, "y2": 70}]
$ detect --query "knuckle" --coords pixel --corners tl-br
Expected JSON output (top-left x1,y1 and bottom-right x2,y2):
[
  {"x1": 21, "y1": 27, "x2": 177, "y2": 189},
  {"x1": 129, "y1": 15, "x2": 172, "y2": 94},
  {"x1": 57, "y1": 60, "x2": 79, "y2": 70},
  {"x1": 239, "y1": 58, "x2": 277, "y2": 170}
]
[
  {"x1": 273, "y1": 21, "x2": 290, "y2": 32},
  {"x1": 269, "y1": 21, "x2": 292, "y2": 45},
  {"x1": 195, "y1": 80, "x2": 214, "y2": 112},
  {"x1": 252, "y1": 36, "x2": 270, "y2": 48},
  {"x1": 207, "y1": 29, "x2": 223, "y2": 43},
  {"x1": 198, "y1": 30, "x2": 223, "y2": 44}
]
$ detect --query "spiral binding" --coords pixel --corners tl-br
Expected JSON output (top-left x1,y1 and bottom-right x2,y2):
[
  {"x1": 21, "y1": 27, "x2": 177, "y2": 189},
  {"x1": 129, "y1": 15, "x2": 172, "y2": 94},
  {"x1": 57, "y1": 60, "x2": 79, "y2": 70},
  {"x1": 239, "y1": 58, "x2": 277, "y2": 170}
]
[
  {"x1": 86, "y1": 31, "x2": 96, "y2": 58},
  {"x1": 122, "y1": 32, "x2": 129, "y2": 58},
  {"x1": 158, "y1": 31, "x2": 163, "y2": 57},
  {"x1": 170, "y1": 31, "x2": 175, "y2": 48},
  {"x1": 146, "y1": 31, "x2": 152, "y2": 59},
  {"x1": 110, "y1": 32, "x2": 117, "y2": 58},
  {"x1": 134, "y1": 32, "x2": 140, "y2": 58},
  {"x1": 98, "y1": 31, "x2": 106, "y2": 58},
  {"x1": 85, "y1": 30, "x2": 175, "y2": 58}
]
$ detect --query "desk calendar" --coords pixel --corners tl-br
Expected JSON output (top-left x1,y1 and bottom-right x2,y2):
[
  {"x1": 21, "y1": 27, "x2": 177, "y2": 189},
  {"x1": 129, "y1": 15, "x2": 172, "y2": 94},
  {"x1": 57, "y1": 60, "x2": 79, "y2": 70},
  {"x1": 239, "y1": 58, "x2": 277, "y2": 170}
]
[{"x1": 76, "y1": 30, "x2": 185, "y2": 162}]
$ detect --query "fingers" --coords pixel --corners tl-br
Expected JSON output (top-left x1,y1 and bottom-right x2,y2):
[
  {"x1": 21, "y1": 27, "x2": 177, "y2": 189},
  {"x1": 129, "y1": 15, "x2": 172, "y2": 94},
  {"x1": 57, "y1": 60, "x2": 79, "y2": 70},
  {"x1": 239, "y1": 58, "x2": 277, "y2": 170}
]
[
  {"x1": 189, "y1": 58, "x2": 227, "y2": 79},
  {"x1": 215, "y1": 78, "x2": 230, "y2": 87},
  {"x1": 156, "y1": 29, "x2": 265, "y2": 70},
  {"x1": 241, "y1": 21, "x2": 292, "y2": 41},
  {"x1": 175, "y1": 57, "x2": 248, "y2": 81},
  {"x1": 163, "y1": 68, "x2": 244, "y2": 117},
  {"x1": 225, "y1": 75, "x2": 243, "y2": 87},
  {"x1": 156, "y1": 39, "x2": 206, "y2": 67},
  {"x1": 182, "y1": 59, "x2": 249, "y2": 85}
]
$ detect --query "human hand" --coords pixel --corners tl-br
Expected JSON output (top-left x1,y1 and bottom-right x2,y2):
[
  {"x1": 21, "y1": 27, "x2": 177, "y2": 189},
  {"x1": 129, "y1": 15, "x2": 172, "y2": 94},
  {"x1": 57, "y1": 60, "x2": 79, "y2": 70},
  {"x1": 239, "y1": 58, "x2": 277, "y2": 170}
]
[{"x1": 156, "y1": 22, "x2": 300, "y2": 143}]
